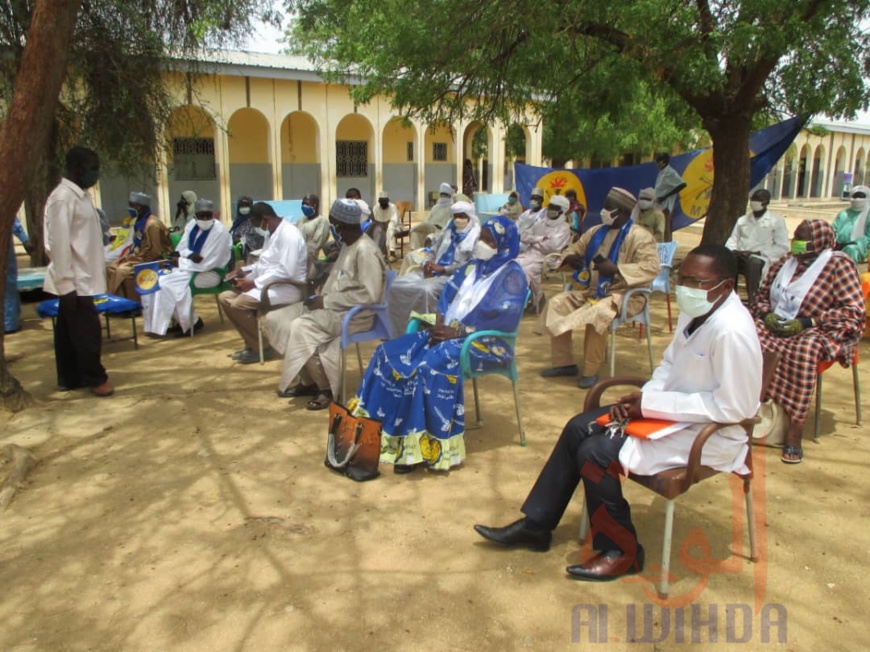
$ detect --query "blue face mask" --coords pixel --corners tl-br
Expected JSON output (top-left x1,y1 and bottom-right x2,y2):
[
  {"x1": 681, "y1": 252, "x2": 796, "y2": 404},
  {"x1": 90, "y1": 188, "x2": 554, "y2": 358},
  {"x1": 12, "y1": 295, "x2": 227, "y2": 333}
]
[
  {"x1": 302, "y1": 204, "x2": 316, "y2": 218},
  {"x1": 127, "y1": 208, "x2": 138, "y2": 219}
]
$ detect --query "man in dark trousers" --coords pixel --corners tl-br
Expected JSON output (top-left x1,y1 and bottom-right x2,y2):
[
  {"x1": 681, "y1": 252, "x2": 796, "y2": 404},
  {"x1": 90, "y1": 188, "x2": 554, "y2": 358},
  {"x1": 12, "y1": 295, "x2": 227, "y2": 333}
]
[{"x1": 43, "y1": 146, "x2": 113, "y2": 397}]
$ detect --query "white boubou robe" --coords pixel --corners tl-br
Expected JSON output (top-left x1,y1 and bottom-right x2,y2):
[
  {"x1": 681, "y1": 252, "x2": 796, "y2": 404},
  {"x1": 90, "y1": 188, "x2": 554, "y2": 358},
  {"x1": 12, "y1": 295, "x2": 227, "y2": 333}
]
[
  {"x1": 619, "y1": 292, "x2": 762, "y2": 476},
  {"x1": 141, "y1": 219, "x2": 232, "y2": 335}
]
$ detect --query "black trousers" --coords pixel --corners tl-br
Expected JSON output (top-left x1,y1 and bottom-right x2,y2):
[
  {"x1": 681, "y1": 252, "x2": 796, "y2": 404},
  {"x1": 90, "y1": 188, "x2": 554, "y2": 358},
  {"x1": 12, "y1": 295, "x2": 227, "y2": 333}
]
[
  {"x1": 521, "y1": 407, "x2": 639, "y2": 554},
  {"x1": 54, "y1": 294, "x2": 108, "y2": 389},
  {"x1": 735, "y1": 255, "x2": 765, "y2": 301}
]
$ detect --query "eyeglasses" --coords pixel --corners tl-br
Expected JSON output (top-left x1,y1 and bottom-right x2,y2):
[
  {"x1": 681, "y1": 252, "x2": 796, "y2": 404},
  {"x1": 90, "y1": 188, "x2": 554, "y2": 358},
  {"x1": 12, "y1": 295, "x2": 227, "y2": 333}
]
[{"x1": 677, "y1": 276, "x2": 722, "y2": 289}]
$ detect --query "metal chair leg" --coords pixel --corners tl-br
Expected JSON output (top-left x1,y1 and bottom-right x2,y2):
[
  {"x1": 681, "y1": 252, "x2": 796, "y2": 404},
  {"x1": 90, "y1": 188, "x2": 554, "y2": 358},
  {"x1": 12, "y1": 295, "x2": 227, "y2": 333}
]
[
  {"x1": 473, "y1": 377, "x2": 482, "y2": 426},
  {"x1": 511, "y1": 380, "x2": 527, "y2": 446},
  {"x1": 340, "y1": 348, "x2": 347, "y2": 405},
  {"x1": 853, "y1": 363, "x2": 862, "y2": 426},
  {"x1": 214, "y1": 294, "x2": 224, "y2": 323},
  {"x1": 189, "y1": 302, "x2": 195, "y2": 338},
  {"x1": 609, "y1": 328, "x2": 616, "y2": 377},
  {"x1": 578, "y1": 499, "x2": 589, "y2": 542},
  {"x1": 666, "y1": 293, "x2": 673, "y2": 332},
  {"x1": 258, "y1": 321, "x2": 265, "y2": 365},
  {"x1": 645, "y1": 309, "x2": 654, "y2": 373},
  {"x1": 660, "y1": 499, "x2": 675, "y2": 598},
  {"x1": 813, "y1": 372, "x2": 823, "y2": 442},
  {"x1": 745, "y1": 479, "x2": 758, "y2": 562},
  {"x1": 356, "y1": 343, "x2": 363, "y2": 373}
]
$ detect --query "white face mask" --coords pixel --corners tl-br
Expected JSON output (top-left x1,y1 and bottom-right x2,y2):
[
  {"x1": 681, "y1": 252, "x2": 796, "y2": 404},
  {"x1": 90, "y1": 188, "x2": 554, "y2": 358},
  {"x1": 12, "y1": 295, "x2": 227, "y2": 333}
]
[
  {"x1": 453, "y1": 217, "x2": 469, "y2": 230},
  {"x1": 850, "y1": 198, "x2": 868, "y2": 211},
  {"x1": 546, "y1": 209, "x2": 562, "y2": 220},
  {"x1": 529, "y1": 198, "x2": 542, "y2": 209},
  {"x1": 750, "y1": 200, "x2": 765, "y2": 213},
  {"x1": 473, "y1": 241, "x2": 497, "y2": 261},
  {"x1": 239, "y1": 207, "x2": 251, "y2": 216},
  {"x1": 675, "y1": 280, "x2": 726, "y2": 318},
  {"x1": 600, "y1": 207, "x2": 618, "y2": 226},
  {"x1": 637, "y1": 199, "x2": 653, "y2": 210},
  {"x1": 195, "y1": 218, "x2": 214, "y2": 231},
  {"x1": 254, "y1": 226, "x2": 270, "y2": 238}
]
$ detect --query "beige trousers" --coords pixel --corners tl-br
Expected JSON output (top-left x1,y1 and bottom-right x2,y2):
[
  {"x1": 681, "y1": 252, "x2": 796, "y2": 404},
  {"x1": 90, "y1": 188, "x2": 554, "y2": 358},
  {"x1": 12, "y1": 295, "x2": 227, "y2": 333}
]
[{"x1": 550, "y1": 324, "x2": 608, "y2": 376}]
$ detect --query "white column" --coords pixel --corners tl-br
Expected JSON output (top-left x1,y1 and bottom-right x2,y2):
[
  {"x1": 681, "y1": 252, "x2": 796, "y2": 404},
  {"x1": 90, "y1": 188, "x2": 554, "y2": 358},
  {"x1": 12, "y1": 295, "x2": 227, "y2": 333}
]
[
  {"x1": 214, "y1": 123, "x2": 232, "y2": 225},
  {"x1": 321, "y1": 85, "x2": 336, "y2": 209},
  {"x1": 454, "y1": 119, "x2": 466, "y2": 189},
  {"x1": 155, "y1": 131, "x2": 171, "y2": 225}
]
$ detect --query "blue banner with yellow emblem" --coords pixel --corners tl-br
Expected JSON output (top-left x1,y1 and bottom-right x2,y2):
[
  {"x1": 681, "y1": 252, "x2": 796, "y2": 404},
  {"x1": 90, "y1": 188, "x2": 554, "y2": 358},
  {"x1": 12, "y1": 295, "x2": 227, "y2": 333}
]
[
  {"x1": 133, "y1": 261, "x2": 171, "y2": 296},
  {"x1": 514, "y1": 116, "x2": 804, "y2": 232}
]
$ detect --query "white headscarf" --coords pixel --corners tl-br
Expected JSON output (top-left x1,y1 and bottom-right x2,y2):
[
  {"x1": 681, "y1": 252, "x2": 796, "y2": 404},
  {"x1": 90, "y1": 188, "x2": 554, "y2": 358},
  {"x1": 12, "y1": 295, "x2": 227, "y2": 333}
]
[{"x1": 849, "y1": 184, "x2": 870, "y2": 241}]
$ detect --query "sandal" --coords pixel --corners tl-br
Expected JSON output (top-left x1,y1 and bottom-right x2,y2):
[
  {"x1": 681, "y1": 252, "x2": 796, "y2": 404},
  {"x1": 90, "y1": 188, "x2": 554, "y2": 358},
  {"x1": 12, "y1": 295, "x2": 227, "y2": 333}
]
[
  {"x1": 781, "y1": 445, "x2": 803, "y2": 464},
  {"x1": 305, "y1": 391, "x2": 333, "y2": 411},
  {"x1": 277, "y1": 383, "x2": 319, "y2": 398}
]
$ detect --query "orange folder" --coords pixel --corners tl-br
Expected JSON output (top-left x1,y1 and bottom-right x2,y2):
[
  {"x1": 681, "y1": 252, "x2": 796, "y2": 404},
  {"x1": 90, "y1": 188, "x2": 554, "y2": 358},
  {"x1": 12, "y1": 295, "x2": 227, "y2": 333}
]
[{"x1": 595, "y1": 414, "x2": 681, "y2": 440}]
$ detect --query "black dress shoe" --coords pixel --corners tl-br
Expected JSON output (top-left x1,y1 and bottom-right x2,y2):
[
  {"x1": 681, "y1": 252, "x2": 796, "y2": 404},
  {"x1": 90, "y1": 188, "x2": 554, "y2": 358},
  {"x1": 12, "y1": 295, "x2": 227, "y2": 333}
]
[
  {"x1": 175, "y1": 318, "x2": 204, "y2": 337},
  {"x1": 540, "y1": 364, "x2": 579, "y2": 378},
  {"x1": 393, "y1": 464, "x2": 419, "y2": 474},
  {"x1": 566, "y1": 545, "x2": 645, "y2": 582},
  {"x1": 473, "y1": 518, "x2": 552, "y2": 552}
]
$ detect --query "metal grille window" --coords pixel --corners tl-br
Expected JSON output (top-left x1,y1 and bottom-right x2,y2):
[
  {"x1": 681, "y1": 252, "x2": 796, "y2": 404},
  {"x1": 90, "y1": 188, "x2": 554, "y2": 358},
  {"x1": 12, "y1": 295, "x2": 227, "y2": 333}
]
[
  {"x1": 172, "y1": 138, "x2": 216, "y2": 180},
  {"x1": 336, "y1": 140, "x2": 369, "y2": 177},
  {"x1": 433, "y1": 142, "x2": 448, "y2": 161}
]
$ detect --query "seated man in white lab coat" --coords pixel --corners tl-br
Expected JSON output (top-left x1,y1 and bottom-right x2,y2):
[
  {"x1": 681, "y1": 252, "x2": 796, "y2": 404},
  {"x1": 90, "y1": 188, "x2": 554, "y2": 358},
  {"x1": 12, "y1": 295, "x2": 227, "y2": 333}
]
[
  {"x1": 474, "y1": 245, "x2": 762, "y2": 582},
  {"x1": 219, "y1": 202, "x2": 308, "y2": 364}
]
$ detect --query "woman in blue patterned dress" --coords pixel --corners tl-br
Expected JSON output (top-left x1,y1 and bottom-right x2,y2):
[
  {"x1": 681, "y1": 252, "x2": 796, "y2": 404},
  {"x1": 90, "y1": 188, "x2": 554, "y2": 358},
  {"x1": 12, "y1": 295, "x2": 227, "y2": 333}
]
[{"x1": 349, "y1": 215, "x2": 528, "y2": 473}]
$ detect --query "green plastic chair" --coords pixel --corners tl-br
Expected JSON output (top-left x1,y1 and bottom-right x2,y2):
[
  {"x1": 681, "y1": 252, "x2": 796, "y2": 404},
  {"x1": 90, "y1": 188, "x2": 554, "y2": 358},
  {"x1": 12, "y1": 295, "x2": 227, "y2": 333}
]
[
  {"x1": 406, "y1": 289, "x2": 530, "y2": 446},
  {"x1": 187, "y1": 266, "x2": 232, "y2": 337}
]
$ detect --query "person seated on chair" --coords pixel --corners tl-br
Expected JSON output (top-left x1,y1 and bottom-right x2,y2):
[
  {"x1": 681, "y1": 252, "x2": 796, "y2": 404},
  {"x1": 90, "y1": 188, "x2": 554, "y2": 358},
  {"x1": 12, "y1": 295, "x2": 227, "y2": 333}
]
[
  {"x1": 230, "y1": 196, "x2": 265, "y2": 261},
  {"x1": 832, "y1": 185, "x2": 870, "y2": 264},
  {"x1": 410, "y1": 182, "x2": 455, "y2": 250},
  {"x1": 141, "y1": 199, "x2": 232, "y2": 338},
  {"x1": 267, "y1": 199, "x2": 386, "y2": 410},
  {"x1": 565, "y1": 188, "x2": 587, "y2": 241},
  {"x1": 345, "y1": 187, "x2": 372, "y2": 223},
  {"x1": 536, "y1": 187, "x2": 660, "y2": 388},
  {"x1": 219, "y1": 202, "x2": 308, "y2": 364},
  {"x1": 634, "y1": 187, "x2": 666, "y2": 243},
  {"x1": 350, "y1": 215, "x2": 527, "y2": 474},
  {"x1": 725, "y1": 189, "x2": 789, "y2": 301},
  {"x1": 105, "y1": 191, "x2": 172, "y2": 302},
  {"x1": 372, "y1": 190, "x2": 400, "y2": 261},
  {"x1": 298, "y1": 193, "x2": 329, "y2": 263},
  {"x1": 171, "y1": 190, "x2": 197, "y2": 233},
  {"x1": 389, "y1": 201, "x2": 481, "y2": 336},
  {"x1": 517, "y1": 194, "x2": 571, "y2": 311},
  {"x1": 498, "y1": 190, "x2": 524, "y2": 221},
  {"x1": 749, "y1": 219, "x2": 865, "y2": 465},
  {"x1": 475, "y1": 245, "x2": 762, "y2": 581},
  {"x1": 516, "y1": 187, "x2": 547, "y2": 233}
]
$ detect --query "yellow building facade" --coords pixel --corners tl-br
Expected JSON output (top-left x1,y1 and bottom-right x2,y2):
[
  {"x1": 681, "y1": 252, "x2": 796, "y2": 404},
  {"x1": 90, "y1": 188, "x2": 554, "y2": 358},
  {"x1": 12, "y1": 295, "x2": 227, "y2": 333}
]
[{"x1": 97, "y1": 51, "x2": 544, "y2": 223}]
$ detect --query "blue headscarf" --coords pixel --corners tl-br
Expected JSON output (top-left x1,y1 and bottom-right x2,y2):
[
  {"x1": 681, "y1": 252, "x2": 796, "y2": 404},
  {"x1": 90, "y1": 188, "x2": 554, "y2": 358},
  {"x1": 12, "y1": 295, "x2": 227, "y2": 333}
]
[{"x1": 476, "y1": 215, "x2": 519, "y2": 278}]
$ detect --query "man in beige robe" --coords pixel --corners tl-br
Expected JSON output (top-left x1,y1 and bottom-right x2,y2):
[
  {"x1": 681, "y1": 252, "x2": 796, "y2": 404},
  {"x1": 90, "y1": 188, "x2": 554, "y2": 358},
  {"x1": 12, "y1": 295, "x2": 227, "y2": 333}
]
[
  {"x1": 409, "y1": 182, "x2": 454, "y2": 249},
  {"x1": 105, "y1": 191, "x2": 172, "y2": 301},
  {"x1": 536, "y1": 187, "x2": 660, "y2": 388},
  {"x1": 265, "y1": 198, "x2": 386, "y2": 410}
]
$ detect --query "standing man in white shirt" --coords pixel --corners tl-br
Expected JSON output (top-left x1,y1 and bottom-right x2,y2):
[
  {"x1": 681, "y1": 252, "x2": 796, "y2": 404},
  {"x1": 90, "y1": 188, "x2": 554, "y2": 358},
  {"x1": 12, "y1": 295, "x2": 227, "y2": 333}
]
[
  {"x1": 474, "y1": 245, "x2": 761, "y2": 582},
  {"x1": 725, "y1": 189, "x2": 789, "y2": 301},
  {"x1": 43, "y1": 146, "x2": 114, "y2": 397},
  {"x1": 219, "y1": 202, "x2": 308, "y2": 364}
]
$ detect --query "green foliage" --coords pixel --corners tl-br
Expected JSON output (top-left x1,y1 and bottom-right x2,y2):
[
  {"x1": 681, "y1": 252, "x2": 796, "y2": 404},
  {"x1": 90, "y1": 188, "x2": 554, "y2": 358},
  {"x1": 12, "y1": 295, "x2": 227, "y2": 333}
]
[
  {"x1": 0, "y1": 0, "x2": 280, "y2": 176},
  {"x1": 287, "y1": 0, "x2": 870, "y2": 158}
]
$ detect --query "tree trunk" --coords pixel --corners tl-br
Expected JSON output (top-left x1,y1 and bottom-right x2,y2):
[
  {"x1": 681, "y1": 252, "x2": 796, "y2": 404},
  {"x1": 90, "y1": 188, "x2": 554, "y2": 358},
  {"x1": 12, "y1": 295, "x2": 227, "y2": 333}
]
[
  {"x1": 0, "y1": 0, "x2": 83, "y2": 412},
  {"x1": 701, "y1": 113, "x2": 753, "y2": 245},
  {"x1": 23, "y1": 125, "x2": 61, "y2": 268}
]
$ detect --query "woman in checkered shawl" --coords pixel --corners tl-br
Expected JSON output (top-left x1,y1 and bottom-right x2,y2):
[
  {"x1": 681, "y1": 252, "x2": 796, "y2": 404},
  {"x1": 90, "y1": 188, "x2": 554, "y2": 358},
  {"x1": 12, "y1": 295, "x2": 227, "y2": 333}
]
[{"x1": 751, "y1": 219, "x2": 865, "y2": 464}]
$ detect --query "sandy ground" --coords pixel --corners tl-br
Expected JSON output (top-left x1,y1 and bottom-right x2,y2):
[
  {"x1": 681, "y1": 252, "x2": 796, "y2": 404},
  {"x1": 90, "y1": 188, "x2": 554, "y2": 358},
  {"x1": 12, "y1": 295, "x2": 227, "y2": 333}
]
[{"x1": 2, "y1": 222, "x2": 869, "y2": 652}]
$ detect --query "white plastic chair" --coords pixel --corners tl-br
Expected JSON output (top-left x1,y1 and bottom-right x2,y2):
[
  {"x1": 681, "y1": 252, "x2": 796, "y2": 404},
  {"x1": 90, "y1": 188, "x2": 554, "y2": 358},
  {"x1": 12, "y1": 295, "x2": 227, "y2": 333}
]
[{"x1": 651, "y1": 241, "x2": 678, "y2": 332}]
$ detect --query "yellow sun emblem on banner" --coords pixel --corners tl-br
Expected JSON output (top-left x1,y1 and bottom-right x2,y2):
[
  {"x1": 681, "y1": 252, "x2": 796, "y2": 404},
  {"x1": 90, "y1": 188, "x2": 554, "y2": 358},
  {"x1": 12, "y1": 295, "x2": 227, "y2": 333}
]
[
  {"x1": 135, "y1": 268, "x2": 159, "y2": 292},
  {"x1": 535, "y1": 171, "x2": 586, "y2": 207},
  {"x1": 679, "y1": 147, "x2": 754, "y2": 221}
]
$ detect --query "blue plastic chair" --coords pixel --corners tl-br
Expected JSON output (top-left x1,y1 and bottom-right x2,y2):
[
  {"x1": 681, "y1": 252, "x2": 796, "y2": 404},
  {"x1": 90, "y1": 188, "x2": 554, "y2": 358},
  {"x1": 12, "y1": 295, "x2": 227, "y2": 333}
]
[
  {"x1": 339, "y1": 269, "x2": 397, "y2": 403},
  {"x1": 651, "y1": 241, "x2": 678, "y2": 332},
  {"x1": 406, "y1": 289, "x2": 531, "y2": 446}
]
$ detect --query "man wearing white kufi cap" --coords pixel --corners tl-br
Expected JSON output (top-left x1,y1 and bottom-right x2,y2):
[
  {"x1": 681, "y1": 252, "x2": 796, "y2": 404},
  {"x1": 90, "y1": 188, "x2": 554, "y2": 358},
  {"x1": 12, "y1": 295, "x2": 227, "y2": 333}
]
[
  {"x1": 140, "y1": 198, "x2": 232, "y2": 337},
  {"x1": 517, "y1": 193, "x2": 571, "y2": 309},
  {"x1": 264, "y1": 198, "x2": 386, "y2": 409},
  {"x1": 409, "y1": 181, "x2": 456, "y2": 250},
  {"x1": 105, "y1": 190, "x2": 172, "y2": 301},
  {"x1": 389, "y1": 200, "x2": 481, "y2": 335},
  {"x1": 372, "y1": 190, "x2": 400, "y2": 260},
  {"x1": 516, "y1": 186, "x2": 548, "y2": 234}
]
